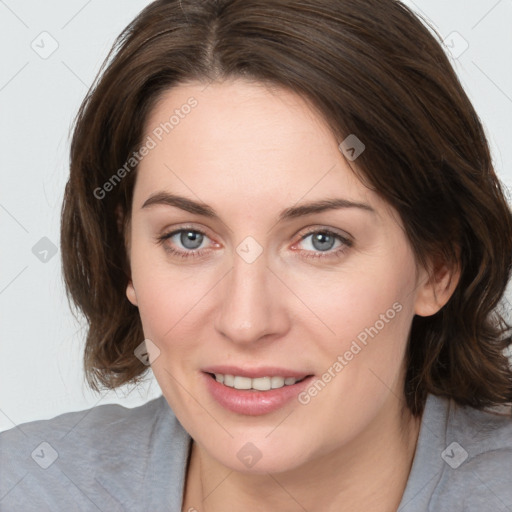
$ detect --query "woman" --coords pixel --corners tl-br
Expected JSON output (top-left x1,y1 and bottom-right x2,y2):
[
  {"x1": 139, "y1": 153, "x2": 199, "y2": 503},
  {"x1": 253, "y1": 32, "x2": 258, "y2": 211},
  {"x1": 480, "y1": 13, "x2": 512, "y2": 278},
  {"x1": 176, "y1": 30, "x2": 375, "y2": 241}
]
[{"x1": 1, "y1": 0, "x2": 511, "y2": 510}]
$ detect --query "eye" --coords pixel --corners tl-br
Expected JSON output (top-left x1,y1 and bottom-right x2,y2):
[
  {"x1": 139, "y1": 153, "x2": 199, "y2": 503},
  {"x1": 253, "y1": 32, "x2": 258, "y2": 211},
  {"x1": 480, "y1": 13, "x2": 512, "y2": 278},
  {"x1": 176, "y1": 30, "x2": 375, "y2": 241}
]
[
  {"x1": 294, "y1": 229, "x2": 352, "y2": 259},
  {"x1": 156, "y1": 227, "x2": 214, "y2": 259},
  {"x1": 172, "y1": 230, "x2": 205, "y2": 250}
]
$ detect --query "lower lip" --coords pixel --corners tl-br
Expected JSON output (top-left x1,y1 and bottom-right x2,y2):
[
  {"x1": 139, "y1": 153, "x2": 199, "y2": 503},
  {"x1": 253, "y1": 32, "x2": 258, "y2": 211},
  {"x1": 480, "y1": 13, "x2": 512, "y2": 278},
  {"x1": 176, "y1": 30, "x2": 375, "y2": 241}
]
[{"x1": 203, "y1": 372, "x2": 315, "y2": 416}]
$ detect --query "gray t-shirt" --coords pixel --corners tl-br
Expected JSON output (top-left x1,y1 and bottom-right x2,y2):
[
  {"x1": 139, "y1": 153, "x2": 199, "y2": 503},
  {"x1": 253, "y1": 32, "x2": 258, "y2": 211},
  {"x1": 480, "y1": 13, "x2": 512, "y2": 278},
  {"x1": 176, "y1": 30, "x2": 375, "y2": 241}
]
[{"x1": 1, "y1": 393, "x2": 511, "y2": 511}]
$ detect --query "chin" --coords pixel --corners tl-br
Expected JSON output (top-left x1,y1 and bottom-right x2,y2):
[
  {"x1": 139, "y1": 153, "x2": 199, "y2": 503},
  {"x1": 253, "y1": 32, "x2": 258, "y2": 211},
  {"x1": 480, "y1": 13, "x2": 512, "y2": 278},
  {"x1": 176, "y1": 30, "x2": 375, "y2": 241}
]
[{"x1": 200, "y1": 435, "x2": 313, "y2": 475}]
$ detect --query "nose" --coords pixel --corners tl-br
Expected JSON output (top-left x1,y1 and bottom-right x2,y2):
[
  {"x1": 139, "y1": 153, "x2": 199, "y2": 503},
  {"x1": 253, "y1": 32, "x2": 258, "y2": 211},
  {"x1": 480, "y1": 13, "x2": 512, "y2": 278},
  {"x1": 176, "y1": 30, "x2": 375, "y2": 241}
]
[{"x1": 214, "y1": 247, "x2": 289, "y2": 345}]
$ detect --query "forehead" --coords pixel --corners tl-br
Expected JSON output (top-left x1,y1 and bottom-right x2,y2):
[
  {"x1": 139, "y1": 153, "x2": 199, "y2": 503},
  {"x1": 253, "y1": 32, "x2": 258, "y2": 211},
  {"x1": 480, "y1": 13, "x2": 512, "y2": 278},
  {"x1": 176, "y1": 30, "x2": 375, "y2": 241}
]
[{"x1": 133, "y1": 78, "x2": 385, "y2": 219}]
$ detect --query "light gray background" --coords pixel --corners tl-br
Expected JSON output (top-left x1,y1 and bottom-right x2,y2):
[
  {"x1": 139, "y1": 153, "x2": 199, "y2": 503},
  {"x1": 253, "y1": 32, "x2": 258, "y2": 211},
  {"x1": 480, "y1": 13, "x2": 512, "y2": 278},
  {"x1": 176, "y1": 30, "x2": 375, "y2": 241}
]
[{"x1": 1, "y1": 0, "x2": 511, "y2": 432}]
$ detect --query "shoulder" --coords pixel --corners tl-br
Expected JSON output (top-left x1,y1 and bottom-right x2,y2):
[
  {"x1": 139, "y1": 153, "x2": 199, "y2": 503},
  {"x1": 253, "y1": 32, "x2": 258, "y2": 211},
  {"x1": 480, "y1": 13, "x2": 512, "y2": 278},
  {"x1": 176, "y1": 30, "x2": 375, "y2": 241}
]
[
  {"x1": 434, "y1": 398, "x2": 512, "y2": 510},
  {"x1": 402, "y1": 393, "x2": 512, "y2": 512},
  {"x1": 399, "y1": 394, "x2": 512, "y2": 512},
  {"x1": 447, "y1": 398, "x2": 512, "y2": 453},
  {"x1": 0, "y1": 395, "x2": 191, "y2": 511},
  {"x1": 0, "y1": 395, "x2": 169, "y2": 457}
]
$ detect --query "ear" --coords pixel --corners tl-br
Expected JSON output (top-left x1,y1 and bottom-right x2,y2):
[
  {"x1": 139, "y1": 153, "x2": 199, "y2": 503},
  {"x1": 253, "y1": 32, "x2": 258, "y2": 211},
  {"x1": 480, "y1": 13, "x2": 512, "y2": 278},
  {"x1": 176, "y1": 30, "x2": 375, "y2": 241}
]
[
  {"x1": 115, "y1": 204, "x2": 138, "y2": 307},
  {"x1": 126, "y1": 280, "x2": 138, "y2": 307},
  {"x1": 414, "y1": 256, "x2": 460, "y2": 317}
]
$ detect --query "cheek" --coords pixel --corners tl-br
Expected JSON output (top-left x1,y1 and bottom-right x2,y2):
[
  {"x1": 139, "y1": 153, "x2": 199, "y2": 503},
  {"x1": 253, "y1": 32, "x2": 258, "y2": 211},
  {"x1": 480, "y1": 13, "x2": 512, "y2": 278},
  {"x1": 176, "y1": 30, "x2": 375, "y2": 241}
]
[
  {"x1": 129, "y1": 243, "x2": 216, "y2": 348},
  {"x1": 134, "y1": 272, "x2": 198, "y2": 342},
  {"x1": 297, "y1": 249, "x2": 417, "y2": 388},
  {"x1": 299, "y1": 271, "x2": 415, "y2": 431},
  {"x1": 298, "y1": 258, "x2": 413, "y2": 342}
]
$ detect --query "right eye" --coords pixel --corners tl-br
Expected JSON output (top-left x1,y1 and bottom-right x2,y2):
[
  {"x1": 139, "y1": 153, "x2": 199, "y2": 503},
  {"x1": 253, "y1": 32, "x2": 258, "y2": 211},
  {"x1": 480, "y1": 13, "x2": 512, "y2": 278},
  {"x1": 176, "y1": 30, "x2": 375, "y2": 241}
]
[{"x1": 156, "y1": 227, "x2": 216, "y2": 259}]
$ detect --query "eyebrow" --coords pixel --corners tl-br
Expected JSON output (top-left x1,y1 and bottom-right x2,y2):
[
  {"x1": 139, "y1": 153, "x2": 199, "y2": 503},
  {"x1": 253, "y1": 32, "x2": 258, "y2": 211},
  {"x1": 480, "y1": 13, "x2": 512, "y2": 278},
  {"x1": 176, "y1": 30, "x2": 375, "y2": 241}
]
[{"x1": 141, "y1": 192, "x2": 375, "y2": 221}]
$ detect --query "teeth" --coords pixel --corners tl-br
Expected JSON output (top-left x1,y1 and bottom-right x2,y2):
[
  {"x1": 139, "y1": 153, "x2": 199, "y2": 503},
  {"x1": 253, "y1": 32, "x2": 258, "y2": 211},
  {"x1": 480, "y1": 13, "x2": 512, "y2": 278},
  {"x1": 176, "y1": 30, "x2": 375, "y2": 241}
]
[
  {"x1": 234, "y1": 376, "x2": 252, "y2": 390},
  {"x1": 214, "y1": 374, "x2": 303, "y2": 390},
  {"x1": 271, "y1": 376, "x2": 285, "y2": 388}
]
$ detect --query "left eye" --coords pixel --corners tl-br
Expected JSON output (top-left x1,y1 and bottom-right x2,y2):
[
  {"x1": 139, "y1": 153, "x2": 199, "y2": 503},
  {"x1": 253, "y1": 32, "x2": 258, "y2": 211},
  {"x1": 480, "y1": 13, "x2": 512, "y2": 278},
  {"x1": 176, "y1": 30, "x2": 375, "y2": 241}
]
[{"x1": 297, "y1": 231, "x2": 343, "y2": 252}]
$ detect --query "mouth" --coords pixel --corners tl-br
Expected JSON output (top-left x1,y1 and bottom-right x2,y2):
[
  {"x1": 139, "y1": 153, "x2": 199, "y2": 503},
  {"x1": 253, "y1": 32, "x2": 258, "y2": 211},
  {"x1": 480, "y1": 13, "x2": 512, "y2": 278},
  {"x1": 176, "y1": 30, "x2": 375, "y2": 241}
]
[
  {"x1": 201, "y1": 369, "x2": 316, "y2": 415},
  {"x1": 205, "y1": 372, "x2": 311, "y2": 391}
]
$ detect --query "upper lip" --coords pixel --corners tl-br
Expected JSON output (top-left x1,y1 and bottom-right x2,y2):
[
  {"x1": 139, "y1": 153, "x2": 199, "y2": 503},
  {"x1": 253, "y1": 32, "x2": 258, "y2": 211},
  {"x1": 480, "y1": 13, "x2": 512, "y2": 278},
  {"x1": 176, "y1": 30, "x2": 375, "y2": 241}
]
[{"x1": 202, "y1": 365, "x2": 313, "y2": 379}]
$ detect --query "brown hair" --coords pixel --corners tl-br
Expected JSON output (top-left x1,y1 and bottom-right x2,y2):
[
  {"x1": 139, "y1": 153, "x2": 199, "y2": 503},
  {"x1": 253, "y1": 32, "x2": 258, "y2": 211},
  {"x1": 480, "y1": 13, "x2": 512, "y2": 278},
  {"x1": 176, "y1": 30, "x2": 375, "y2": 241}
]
[{"x1": 61, "y1": 0, "x2": 512, "y2": 416}]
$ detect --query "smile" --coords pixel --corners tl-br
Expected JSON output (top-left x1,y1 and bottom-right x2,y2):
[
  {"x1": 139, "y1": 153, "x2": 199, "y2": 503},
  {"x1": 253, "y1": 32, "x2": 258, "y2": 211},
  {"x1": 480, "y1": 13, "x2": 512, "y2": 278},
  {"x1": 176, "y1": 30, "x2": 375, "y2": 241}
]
[
  {"x1": 203, "y1": 371, "x2": 315, "y2": 415},
  {"x1": 209, "y1": 373, "x2": 308, "y2": 391}
]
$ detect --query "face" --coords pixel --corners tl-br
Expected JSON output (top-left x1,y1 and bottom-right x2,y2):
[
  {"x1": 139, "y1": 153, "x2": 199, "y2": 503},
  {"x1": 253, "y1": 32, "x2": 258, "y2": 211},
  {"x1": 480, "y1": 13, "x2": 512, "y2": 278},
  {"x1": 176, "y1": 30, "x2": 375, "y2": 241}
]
[{"x1": 125, "y1": 78, "x2": 442, "y2": 474}]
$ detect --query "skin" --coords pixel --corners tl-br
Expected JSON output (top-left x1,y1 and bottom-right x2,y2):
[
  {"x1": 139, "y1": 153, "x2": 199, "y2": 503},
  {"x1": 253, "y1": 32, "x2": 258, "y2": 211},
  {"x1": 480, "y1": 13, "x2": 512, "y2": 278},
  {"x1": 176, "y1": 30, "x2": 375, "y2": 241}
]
[{"x1": 124, "y1": 78, "x2": 459, "y2": 512}]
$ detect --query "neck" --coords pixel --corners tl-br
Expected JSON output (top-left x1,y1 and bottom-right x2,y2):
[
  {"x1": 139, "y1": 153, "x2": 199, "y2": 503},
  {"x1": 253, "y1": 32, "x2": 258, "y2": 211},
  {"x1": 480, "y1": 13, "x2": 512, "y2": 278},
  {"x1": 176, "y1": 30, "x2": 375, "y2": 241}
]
[{"x1": 182, "y1": 395, "x2": 422, "y2": 512}]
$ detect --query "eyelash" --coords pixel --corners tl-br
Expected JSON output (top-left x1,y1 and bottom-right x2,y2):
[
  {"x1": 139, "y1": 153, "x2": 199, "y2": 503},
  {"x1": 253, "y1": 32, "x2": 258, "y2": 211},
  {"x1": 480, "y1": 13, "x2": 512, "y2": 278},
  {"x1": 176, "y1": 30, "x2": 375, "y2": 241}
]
[{"x1": 155, "y1": 226, "x2": 353, "y2": 261}]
